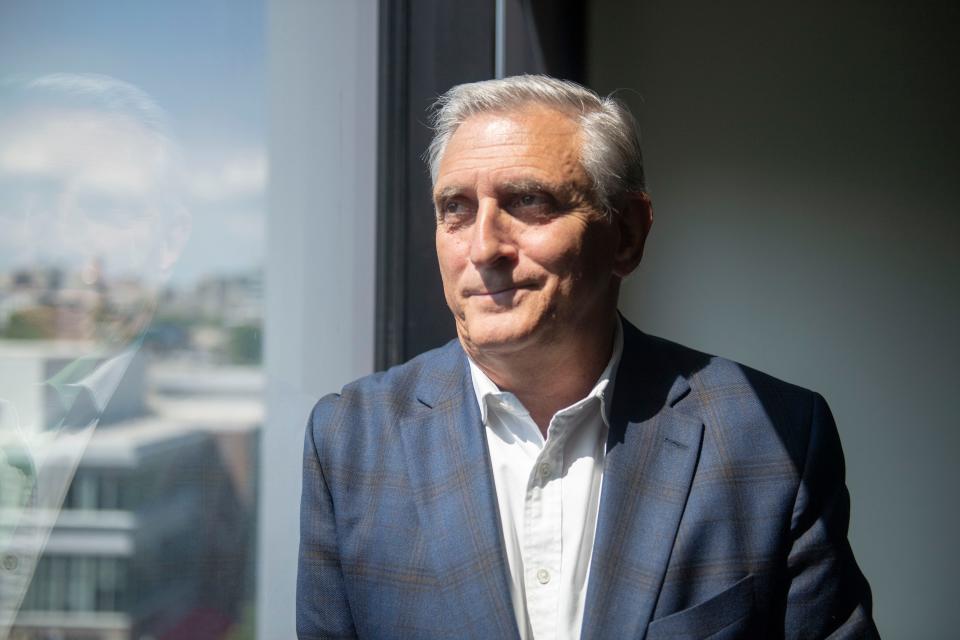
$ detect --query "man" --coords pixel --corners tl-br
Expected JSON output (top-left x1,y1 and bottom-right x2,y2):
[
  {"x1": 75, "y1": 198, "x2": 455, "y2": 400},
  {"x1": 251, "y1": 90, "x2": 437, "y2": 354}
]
[
  {"x1": 297, "y1": 75, "x2": 877, "y2": 639},
  {"x1": 0, "y1": 73, "x2": 189, "y2": 633}
]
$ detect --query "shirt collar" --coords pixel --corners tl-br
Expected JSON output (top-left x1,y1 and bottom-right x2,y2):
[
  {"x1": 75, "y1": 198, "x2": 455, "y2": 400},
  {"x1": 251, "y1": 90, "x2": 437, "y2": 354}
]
[
  {"x1": 467, "y1": 316, "x2": 625, "y2": 427},
  {"x1": 61, "y1": 347, "x2": 139, "y2": 414}
]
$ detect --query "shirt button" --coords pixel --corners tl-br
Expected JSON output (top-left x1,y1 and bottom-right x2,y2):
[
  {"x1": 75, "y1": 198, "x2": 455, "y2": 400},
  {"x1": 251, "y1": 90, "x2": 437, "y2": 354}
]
[
  {"x1": 536, "y1": 568, "x2": 551, "y2": 584},
  {"x1": 2, "y1": 554, "x2": 18, "y2": 571},
  {"x1": 538, "y1": 462, "x2": 551, "y2": 478}
]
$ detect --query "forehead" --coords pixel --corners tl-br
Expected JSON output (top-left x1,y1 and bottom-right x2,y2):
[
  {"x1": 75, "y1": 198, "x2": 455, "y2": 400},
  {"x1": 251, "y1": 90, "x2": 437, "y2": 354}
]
[
  {"x1": 434, "y1": 105, "x2": 588, "y2": 192},
  {"x1": 0, "y1": 106, "x2": 169, "y2": 198}
]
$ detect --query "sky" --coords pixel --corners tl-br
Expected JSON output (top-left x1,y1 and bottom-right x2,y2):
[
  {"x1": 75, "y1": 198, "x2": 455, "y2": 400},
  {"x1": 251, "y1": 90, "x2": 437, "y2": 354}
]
[{"x1": 0, "y1": 0, "x2": 266, "y2": 285}]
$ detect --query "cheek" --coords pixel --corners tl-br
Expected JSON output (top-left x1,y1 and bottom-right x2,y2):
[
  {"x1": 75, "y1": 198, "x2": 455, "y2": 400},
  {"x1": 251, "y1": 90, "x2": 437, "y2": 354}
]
[
  {"x1": 520, "y1": 231, "x2": 585, "y2": 277},
  {"x1": 80, "y1": 221, "x2": 155, "y2": 266},
  {"x1": 435, "y1": 233, "x2": 467, "y2": 286},
  {"x1": 574, "y1": 223, "x2": 618, "y2": 276}
]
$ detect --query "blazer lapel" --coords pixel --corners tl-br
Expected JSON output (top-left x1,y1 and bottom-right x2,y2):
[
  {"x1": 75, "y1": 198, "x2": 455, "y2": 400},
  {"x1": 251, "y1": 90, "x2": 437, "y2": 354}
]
[
  {"x1": 398, "y1": 341, "x2": 520, "y2": 640},
  {"x1": 581, "y1": 323, "x2": 705, "y2": 640}
]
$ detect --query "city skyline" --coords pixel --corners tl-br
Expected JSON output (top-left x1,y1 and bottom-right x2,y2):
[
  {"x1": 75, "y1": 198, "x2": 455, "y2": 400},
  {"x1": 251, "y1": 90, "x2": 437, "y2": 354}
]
[{"x1": 0, "y1": 0, "x2": 266, "y2": 286}]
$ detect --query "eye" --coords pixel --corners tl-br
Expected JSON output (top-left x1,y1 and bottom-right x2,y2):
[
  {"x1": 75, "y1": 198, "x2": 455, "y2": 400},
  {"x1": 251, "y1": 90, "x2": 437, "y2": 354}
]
[
  {"x1": 436, "y1": 197, "x2": 476, "y2": 224},
  {"x1": 507, "y1": 192, "x2": 554, "y2": 217},
  {"x1": 444, "y1": 200, "x2": 466, "y2": 214}
]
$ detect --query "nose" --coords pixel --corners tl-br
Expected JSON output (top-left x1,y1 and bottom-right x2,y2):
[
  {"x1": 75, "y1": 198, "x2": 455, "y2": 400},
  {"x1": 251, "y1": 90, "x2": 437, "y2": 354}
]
[{"x1": 469, "y1": 198, "x2": 516, "y2": 267}]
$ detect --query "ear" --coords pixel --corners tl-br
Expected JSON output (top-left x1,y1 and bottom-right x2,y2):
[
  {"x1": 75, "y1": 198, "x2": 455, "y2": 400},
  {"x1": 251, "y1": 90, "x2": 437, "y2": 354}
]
[
  {"x1": 160, "y1": 201, "x2": 192, "y2": 273},
  {"x1": 612, "y1": 191, "x2": 653, "y2": 278}
]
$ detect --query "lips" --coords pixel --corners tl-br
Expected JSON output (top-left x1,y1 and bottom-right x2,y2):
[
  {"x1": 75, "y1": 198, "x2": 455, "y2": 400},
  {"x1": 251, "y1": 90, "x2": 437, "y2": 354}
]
[{"x1": 465, "y1": 282, "x2": 537, "y2": 297}]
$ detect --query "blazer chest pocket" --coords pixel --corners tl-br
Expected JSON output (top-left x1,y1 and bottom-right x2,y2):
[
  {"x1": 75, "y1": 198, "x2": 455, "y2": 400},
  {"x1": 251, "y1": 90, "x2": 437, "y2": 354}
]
[{"x1": 646, "y1": 574, "x2": 755, "y2": 640}]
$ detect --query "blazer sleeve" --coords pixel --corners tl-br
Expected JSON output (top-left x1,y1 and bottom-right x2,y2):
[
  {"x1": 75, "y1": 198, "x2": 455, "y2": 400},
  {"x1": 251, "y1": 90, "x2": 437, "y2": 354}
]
[
  {"x1": 784, "y1": 392, "x2": 880, "y2": 639},
  {"x1": 296, "y1": 394, "x2": 358, "y2": 640}
]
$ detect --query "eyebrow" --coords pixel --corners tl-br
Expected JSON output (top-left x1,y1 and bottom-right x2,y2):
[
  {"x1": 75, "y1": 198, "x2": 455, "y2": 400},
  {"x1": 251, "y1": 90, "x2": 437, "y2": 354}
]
[
  {"x1": 433, "y1": 185, "x2": 469, "y2": 206},
  {"x1": 433, "y1": 179, "x2": 577, "y2": 205},
  {"x1": 496, "y1": 179, "x2": 556, "y2": 196}
]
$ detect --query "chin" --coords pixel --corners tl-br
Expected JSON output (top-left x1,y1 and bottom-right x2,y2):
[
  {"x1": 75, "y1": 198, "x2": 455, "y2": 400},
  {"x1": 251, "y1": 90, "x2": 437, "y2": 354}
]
[{"x1": 458, "y1": 315, "x2": 541, "y2": 355}]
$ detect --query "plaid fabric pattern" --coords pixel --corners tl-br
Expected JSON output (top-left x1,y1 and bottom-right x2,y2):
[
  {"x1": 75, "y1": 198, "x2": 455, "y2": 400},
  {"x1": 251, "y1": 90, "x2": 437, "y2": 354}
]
[{"x1": 297, "y1": 320, "x2": 878, "y2": 639}]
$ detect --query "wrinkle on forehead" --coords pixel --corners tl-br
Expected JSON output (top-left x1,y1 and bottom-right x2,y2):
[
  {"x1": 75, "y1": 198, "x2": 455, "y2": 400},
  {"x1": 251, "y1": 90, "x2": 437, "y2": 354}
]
[{"x1": 434, "y1": 106, "x2": 589, "y2": 195}]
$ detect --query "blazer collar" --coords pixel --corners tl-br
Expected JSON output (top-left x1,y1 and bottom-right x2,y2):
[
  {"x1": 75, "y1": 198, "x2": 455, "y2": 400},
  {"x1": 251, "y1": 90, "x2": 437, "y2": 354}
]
[
  {"x1": 404, "y1": 321, "x2": 705, "y2": 640},
  {"x1": 580, "y1": 319, "x2": 705, "y2": 640},
  {"x1": 412, "y1": 338, "x2": 469, "y2": 409},
  {"x1": 401, "y1": 339, "x2": 521, "y2": 640}
]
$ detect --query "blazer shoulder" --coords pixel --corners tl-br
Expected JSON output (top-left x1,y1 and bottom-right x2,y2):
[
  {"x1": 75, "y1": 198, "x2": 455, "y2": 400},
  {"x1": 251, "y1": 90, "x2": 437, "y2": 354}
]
[
  {"x1": 339, "y1": 338, "x2": 463, "y2": 406},
  {"x1": 640, "y1": 332, "x2": 824, "y2": 461},
  {"x1": 644, "y1": 331, "x2": 818, "y2": 405},
  {"x1": 306, "y1": 339, "x2": 465, "y2": 451}
]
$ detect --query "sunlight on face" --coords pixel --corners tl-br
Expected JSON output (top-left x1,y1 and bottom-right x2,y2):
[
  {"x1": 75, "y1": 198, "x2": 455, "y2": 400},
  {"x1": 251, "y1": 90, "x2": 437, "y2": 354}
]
[{"x1": 434, "y1": 106, "x2": 622, "y2": 359}]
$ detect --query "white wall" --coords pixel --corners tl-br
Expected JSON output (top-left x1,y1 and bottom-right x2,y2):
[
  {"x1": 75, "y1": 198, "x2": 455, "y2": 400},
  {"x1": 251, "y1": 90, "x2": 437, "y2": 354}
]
[
  {"x1": 589, "y1": 2, "x2": 960, "y2": 636},
  {"x1": 259, "y1": 2, "x2": 378, "y2": 637}
]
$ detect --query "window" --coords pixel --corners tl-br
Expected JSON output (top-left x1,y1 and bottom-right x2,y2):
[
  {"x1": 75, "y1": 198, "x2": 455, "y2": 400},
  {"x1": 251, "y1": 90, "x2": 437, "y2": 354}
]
[
  {"x1": 21, "y1": 555, "x2": 128, "y2": 613},
  {"x1": 1, "y1": 2, "x2": 264, "y2": 637}
]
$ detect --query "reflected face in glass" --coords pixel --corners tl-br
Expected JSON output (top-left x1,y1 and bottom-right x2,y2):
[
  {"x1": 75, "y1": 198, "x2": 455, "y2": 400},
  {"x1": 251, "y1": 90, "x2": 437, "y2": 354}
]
[
  {"x1": 433, "y1": 106, "x2": 623, "y2": 358},
  {"x1": 0, "y1": 106, "x2": 175, "y2": 343}
]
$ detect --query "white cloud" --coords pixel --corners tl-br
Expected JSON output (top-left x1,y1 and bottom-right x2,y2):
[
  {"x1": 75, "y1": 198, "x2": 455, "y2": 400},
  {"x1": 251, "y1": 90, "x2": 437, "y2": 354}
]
[
  {"x1": 0, "y1": 105, "x2": 267, "y2": 205},
  {"x1": 183, "y1": 148, "x2": 267, "y2": 203},
  {"x1": 0, "y1": 107, "x2": 173, "y2": 196}
]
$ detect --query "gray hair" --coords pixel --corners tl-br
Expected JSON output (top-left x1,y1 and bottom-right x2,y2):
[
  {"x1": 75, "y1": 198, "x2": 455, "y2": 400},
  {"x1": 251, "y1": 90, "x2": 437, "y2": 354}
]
[
  {"x1": 427, "y1": 74, "x2": 645, "y2": 214},
  {"x1": 0, "y1": 72, "x2": 172, "y2": 141},
  {"x1": 0, "y1": 72, "x2": 182, "y2": 203}
]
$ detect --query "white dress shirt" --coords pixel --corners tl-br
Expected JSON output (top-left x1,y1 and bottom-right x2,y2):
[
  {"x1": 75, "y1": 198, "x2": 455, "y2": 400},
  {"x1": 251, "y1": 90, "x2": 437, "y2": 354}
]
[
  {"x1": 468, "y1": 321, "x2": 623, "y2": 640},
  {"x1": 1, "y1": 346, "x2": 139, "y2": 634}
]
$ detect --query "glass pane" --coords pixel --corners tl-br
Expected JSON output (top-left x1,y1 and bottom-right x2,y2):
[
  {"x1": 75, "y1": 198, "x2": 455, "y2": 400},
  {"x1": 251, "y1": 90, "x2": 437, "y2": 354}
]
[{"x1": 0, "y1": 1, "x2": 264, "y2": 637}]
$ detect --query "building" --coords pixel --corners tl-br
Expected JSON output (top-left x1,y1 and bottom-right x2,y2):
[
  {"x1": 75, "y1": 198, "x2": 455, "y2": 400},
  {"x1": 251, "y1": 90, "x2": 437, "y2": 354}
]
[{"x1": 1, "y1": 342, "x2": 260, "y2": 640}]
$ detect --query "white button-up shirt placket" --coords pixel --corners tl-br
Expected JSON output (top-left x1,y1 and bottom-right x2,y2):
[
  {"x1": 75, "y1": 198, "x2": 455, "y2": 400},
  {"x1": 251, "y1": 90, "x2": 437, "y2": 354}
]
[{"x1": 469, "y1": 321, "x2": 622, "y2": 640}]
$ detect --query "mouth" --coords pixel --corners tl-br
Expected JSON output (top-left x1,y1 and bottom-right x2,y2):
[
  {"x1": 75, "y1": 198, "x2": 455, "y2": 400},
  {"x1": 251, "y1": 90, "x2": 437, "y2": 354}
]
[{"x1": 466, "y1": 282, "x2": 537, "y2": 298}]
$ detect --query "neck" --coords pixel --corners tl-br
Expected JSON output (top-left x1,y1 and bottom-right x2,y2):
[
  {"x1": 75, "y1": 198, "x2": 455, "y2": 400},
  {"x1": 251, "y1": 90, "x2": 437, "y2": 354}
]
[{"x1": 467, "y1": 314, "x2": 618, "y2": 436}]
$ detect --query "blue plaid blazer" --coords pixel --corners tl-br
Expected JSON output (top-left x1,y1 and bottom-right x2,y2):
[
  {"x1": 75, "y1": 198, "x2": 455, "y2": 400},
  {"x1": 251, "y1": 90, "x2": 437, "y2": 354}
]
[{"x1": 297, "y1": 320, "x2": 878, "y2": 639}]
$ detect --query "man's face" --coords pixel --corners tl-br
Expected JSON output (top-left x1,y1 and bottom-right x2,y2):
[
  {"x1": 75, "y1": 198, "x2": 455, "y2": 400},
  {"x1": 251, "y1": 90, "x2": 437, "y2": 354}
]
[
  {"x1": 434, "y1": 106, "x2": 625, "y2": 357},
  {"x1": 0, "y1": 106, "x2": 176, "y2": 343}
]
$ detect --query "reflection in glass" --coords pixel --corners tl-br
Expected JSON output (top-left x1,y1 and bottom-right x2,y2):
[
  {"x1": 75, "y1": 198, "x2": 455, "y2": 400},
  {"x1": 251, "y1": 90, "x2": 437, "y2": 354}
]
[{"x1": 0, "y1": 71, "x2": 262, "y2": 640}]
